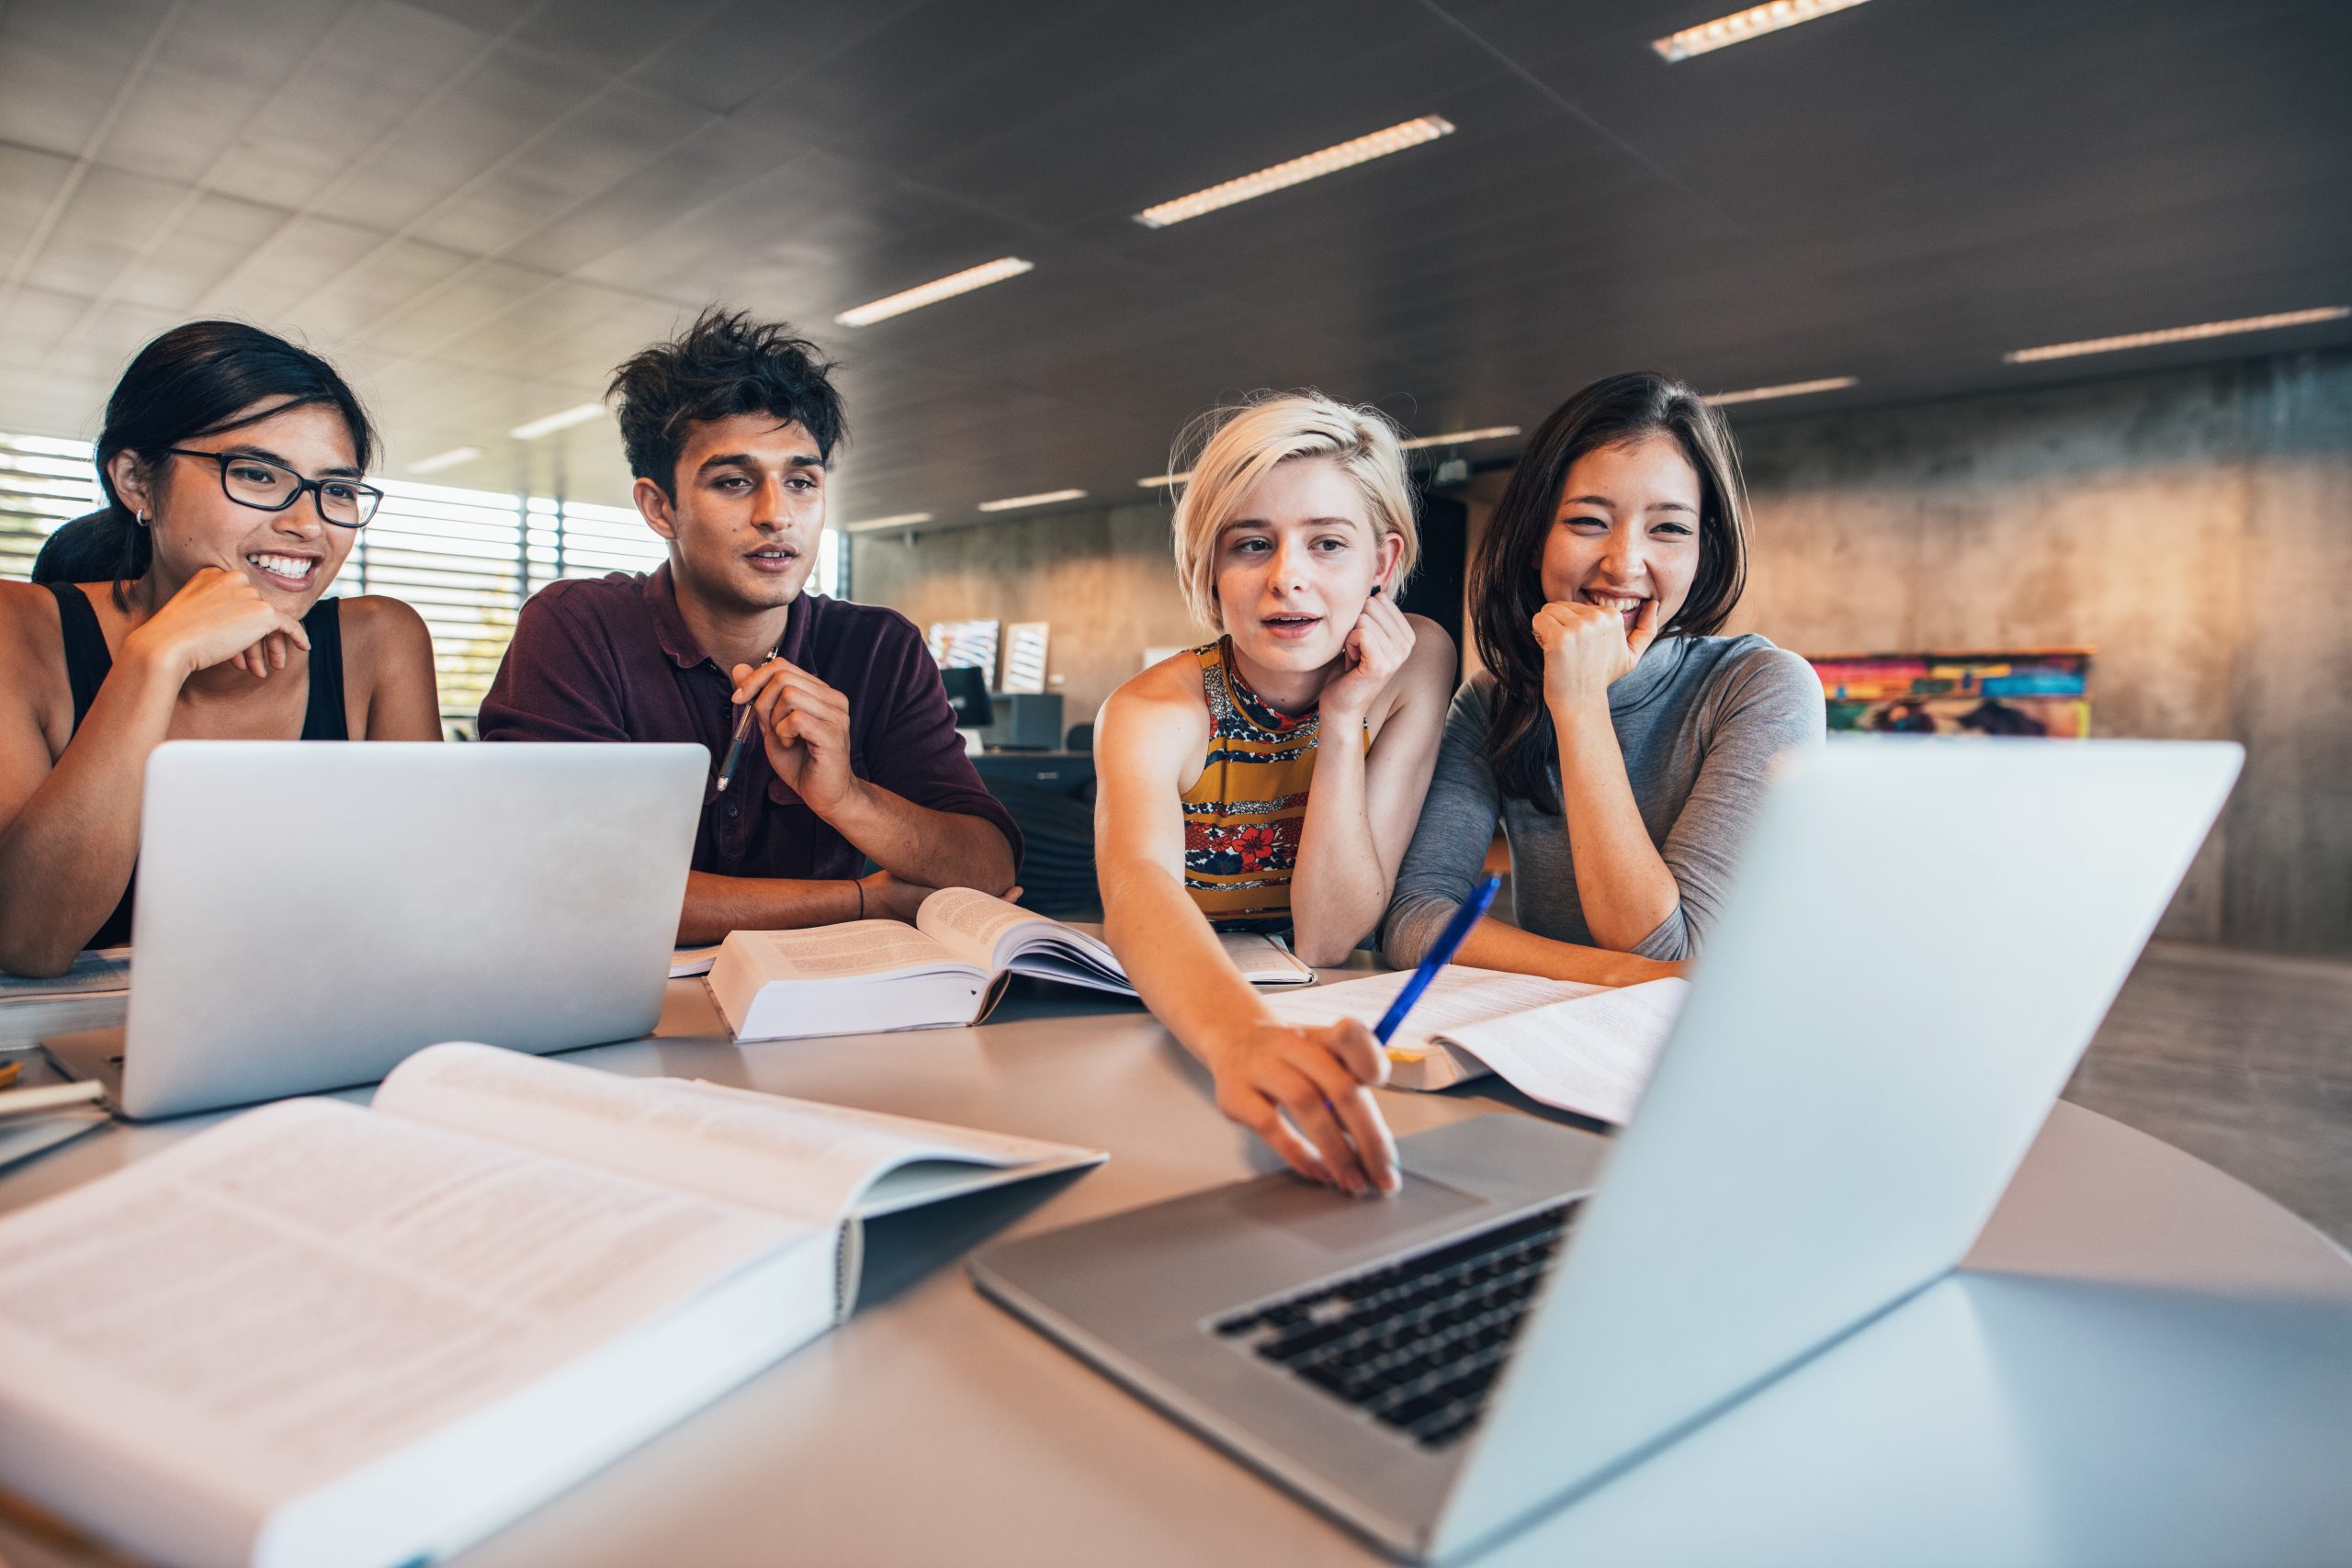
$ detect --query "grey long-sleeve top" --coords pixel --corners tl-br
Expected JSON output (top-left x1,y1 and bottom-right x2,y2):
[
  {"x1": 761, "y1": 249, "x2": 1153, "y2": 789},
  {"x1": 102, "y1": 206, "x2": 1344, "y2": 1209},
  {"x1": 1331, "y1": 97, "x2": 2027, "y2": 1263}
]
[{"x1": 1381, "y1": 634, "x2": 1826, "y2": 967}]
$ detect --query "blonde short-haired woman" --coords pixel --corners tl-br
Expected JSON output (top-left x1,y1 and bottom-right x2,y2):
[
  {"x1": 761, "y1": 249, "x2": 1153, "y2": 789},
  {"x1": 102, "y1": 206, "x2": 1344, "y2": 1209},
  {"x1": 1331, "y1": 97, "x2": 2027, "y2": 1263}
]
[{"x1": 1094, "y1": 392, "x2": 1455, "y2": 1195}]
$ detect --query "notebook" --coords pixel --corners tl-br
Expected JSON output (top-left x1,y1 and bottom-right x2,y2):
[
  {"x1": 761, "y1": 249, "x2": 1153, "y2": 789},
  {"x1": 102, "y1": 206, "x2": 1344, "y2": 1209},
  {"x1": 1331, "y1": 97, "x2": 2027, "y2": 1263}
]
[
  {"x1": 707, "y1": 886, "x2": 1313, "y2": 1043},
  {"x1": 1264, "y1": 966, "x2": 1691, "y2": 1124},
  {"x1": 0, "y1": 1043, "x2": 1102, "y2": 1568}
]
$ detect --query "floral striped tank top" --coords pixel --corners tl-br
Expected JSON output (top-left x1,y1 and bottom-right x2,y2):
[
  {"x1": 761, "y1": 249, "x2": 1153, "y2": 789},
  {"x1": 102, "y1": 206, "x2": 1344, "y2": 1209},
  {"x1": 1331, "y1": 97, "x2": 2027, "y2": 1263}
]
[{"x1": 1180, "y1": 637, "x2": 1365, "y2": 932}]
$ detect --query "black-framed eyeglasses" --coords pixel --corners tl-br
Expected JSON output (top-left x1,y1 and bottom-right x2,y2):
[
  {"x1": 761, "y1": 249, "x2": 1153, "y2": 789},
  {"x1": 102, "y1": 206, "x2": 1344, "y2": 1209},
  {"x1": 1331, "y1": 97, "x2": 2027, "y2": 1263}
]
[{"x1": 165, "y1": 447, "x2": 384, "y2": 528}]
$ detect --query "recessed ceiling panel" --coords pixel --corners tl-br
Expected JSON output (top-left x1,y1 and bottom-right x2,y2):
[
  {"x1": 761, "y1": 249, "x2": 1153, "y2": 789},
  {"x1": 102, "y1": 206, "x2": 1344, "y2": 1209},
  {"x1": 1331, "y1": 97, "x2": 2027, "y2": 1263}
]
[
  {"x1": 0, "y1": 0, "x2": 175, "y2": 157},
  {"x1": 0, "y1": 0, "x2": 2344, "y2": 523},
  {"x1": 411, "y1": 82, "x2": 715, "y2": 258},
  {"x1": 207, "y1": 1, "x2": 497, "y2": 211}
]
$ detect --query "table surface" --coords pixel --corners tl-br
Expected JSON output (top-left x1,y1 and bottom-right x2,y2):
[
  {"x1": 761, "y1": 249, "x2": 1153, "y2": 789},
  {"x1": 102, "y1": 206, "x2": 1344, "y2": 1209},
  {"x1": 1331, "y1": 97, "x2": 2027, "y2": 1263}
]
[{"x1": 4, "y1": 976, "x2": 2350, "y2": 1568}]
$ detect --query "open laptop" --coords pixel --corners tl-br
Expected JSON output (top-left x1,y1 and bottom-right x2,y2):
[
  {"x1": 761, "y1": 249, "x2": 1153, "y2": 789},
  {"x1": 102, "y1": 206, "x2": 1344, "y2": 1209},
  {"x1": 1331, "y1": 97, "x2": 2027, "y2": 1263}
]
[
  {"x1": 51, "y1": 740, "x2": 705, "y2": 1121},
  {"x1": 970, "y1": 738, "x2": 2243, "y2": 1563}
]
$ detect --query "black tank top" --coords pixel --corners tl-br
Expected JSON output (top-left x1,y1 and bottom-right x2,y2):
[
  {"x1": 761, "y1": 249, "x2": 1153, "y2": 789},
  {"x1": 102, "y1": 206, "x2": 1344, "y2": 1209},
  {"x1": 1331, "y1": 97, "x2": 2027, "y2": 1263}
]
[{"x1": 48, "y1": 583, "x2": 348, "y2": 949}]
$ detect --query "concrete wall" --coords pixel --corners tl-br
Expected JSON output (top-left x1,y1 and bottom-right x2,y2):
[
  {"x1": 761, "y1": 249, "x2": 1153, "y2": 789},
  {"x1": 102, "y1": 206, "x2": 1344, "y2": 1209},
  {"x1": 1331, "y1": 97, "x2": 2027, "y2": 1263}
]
[
  {"x1": 850, "y1": 502, "x2": 1203, "y2": 735},
  {"x1": 1727, "y1": 350, "x2": 2351, "y2": 953},
  {"x1": 851, "y1": 348, "x2": 2352, "y2": 955}
]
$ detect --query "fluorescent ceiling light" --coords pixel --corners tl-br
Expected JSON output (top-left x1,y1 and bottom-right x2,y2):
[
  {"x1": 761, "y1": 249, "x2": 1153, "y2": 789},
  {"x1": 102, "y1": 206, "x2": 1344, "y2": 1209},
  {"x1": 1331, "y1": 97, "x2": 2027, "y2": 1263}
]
[
  {"x1": 978, "y1": 489, "x2": 1086, "y2": 513},
  {"x1": 509, "y1": 402, "x2": 605, "y2": 441},
  {"x1": 1399, "y1": 424, "x2": 1521, "y2": 451},
  {"x1": 2002, "y1": 307, "x2": 2349, "y2": 365},
  {"x1": 1705, "y1": 376, "x2": 1859, "y2": 406},
  {"x1": 406, "y1": 446, "x2": 481, "y2": 475},
  {"x1": 1654, "y1": 0, "x2": 1875, "y2": 62},
  {"x1": 843, "y1": 512, "x2": 935, "y2": 534},
  {"x1": 834, "y1": 258, "x2": 1035, "y2": 328},
  {"x1": 1134, "y1": 116, "x2": 1454, "y2": 229},
  {"x1": 1140, "y1": 422, "x2": 1523, "y2": 488}
]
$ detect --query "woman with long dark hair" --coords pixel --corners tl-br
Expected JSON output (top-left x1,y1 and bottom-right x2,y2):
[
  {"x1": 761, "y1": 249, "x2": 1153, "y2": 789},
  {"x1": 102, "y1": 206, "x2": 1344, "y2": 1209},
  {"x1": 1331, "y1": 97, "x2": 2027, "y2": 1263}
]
[
  {"x1": 1382, "y1": 372, "x2": 1824, "y2": 982},
  {"x1": 0, "y1": 321, "x2": 439, "y2": 976}
]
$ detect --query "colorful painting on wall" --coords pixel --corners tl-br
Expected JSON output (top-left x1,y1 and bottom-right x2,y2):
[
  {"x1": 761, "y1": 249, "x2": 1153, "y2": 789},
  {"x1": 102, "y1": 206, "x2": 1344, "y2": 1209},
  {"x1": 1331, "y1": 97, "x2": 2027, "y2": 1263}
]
[
  {"x1": 1804, "y1": 649, "x2": 2092, "y2": 738},
  {"x1": 927, "y1": 619, "x2": 1001, "y2": 682}
]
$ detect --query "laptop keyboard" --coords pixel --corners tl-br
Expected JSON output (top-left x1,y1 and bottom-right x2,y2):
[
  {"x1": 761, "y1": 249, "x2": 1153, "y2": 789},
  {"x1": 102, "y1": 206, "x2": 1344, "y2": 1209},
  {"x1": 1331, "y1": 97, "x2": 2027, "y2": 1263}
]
[{"x1": 1210, "y1": 1201, "x2": 1578, "y2": 1450}]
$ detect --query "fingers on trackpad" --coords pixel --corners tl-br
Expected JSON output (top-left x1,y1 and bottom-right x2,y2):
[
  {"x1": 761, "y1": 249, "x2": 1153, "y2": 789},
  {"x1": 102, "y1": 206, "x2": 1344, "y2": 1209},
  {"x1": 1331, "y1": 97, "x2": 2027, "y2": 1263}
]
[{"x1": 1224, "y1": 1171, "x2": 1488, "y2": 1254}]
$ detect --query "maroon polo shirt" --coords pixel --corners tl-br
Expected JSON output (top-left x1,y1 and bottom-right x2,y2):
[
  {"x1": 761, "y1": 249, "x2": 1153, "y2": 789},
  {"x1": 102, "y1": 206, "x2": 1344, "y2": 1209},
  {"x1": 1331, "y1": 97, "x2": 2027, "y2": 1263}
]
[{"x1": 478, "y1": 564, "x2": 1021, "y2": 882}]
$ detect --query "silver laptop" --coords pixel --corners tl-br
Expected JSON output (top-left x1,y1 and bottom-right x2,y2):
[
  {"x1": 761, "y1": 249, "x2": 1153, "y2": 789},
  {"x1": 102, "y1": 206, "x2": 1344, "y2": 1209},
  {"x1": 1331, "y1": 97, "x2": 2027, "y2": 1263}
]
[
  {"x1": 971, "y1": 738, "x2": 2243, "y2": 1563},
  {"x1": 57, "y1": 740, "x2": 705, "y2": 1121}
]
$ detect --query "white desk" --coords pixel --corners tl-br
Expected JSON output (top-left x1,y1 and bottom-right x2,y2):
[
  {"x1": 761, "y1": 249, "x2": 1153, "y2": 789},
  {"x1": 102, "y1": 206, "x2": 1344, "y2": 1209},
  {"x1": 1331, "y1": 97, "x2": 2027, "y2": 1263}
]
[{"x1": 4, "y1": 977, "x2": 2349, "y2": 1567}]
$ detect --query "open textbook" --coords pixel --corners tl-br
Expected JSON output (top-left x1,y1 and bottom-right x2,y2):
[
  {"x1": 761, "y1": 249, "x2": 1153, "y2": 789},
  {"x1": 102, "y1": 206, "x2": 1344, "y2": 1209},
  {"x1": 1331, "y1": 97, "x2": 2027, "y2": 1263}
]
[
  {"x1": 0, "y1": 1043, "x2": 1102, "y2": 1568},
  {"x1": 709, "y1": 886, "x2": 1314, "y2": 1042},
  {"x1": 1267, "y1": 966, "x2": 1692, "y2": 1126}
]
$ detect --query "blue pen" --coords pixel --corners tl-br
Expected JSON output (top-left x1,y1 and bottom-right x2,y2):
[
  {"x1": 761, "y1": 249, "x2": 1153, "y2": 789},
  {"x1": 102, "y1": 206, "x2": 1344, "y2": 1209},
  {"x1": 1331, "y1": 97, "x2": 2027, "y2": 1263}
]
[{"x1": 1373, "y1": 874, "x2": 1503, "y2": 1044}]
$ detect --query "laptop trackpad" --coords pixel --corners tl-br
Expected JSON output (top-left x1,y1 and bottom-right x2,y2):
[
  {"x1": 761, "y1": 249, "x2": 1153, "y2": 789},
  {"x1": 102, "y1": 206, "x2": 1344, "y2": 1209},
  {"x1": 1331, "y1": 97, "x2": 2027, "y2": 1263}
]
[{"x1": 1225, "y1": 1172, "x2": 1488, "y2": 1254}]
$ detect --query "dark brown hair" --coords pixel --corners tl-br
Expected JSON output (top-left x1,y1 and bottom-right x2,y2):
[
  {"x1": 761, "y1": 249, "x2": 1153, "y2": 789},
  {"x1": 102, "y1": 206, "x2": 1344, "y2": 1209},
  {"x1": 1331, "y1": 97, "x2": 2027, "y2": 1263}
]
[
  {"x1": 1469, "y1": 371, "x2": 1750, "y2": 812},
  {"x1": 609, "y1": 307, "x2": 846, "y2": 498}
]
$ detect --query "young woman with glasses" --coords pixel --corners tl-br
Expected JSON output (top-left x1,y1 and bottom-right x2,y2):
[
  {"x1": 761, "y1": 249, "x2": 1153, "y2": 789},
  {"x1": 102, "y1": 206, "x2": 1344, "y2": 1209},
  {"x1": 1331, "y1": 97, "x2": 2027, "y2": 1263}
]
[{"x1": 0, "y1": 321, "x2": 438, "y2": 976}]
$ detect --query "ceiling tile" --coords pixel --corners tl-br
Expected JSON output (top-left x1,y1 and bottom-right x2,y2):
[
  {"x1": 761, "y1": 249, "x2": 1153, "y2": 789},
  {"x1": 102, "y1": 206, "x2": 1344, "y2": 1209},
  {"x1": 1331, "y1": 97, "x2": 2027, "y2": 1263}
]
[
  {"x1": 206, "y1": 0, "x2": 495, "y2": 210},
  {"x1": 110, "y1": 191, "x2": 296, "y2": 312},
  {"x1": 0, "y1": 0, "x2": 176, "y2": 157},
  {"x1": 0, "y1": 285, "x2": 90, "y2": 375},
  {"x1": 309, "y1": 39, "x2": 610, "y2": 234},
  {"x1": 623, "y1": 0, "x2": 902, "y2": 116},
  {"x1": 22, "y1": 164, "x2": 189, "y2": 297},
  {"x1": 0, "y1": 143, "x2": 77, "y2": 257},
  {"x1": 410, "y1": 82, "x2": 718, "y2": 257},
  {"x1": 283, "y1": 234, "x2": 478, "y2": 339},
  {"x1": 511, "y1": 0, "x2": 719, "y2": 77},
  {"x1": 96, "y1": 0, "x2": 351, "y2": 184},
  {"x1": 201, "y1": 212, "x2": 393, "y2": 320},
  {"x1": 497, "y1": 119, "x2": 808, "y2": 276},
  {"x1": 0, "y1": 0, "x2": 2344, "y2": 520}
]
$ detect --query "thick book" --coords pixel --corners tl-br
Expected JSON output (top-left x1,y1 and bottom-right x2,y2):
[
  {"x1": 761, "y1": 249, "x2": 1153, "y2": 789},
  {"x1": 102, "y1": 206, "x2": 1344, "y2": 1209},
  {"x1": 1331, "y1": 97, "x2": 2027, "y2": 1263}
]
[
  {"x1": 1266, "y1": 966, "x2": 1692, "y2": 1125},
  {"x1": 708, "y1": 886, "x2": 1314, "y2": 1043},
  {"x1": 0, "y1": 945, "x2": 132, "y2": 1042},
  {"x1": 0, "y1": 1042, "x2": 1102, "y2": 1568}
]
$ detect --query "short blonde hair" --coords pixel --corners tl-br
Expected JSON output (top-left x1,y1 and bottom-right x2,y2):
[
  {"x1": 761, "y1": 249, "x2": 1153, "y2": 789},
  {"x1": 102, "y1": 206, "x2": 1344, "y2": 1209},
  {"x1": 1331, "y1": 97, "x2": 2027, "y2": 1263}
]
[{"x1": 1169, "y1": 391, "x2": 1419, "y2": 631}]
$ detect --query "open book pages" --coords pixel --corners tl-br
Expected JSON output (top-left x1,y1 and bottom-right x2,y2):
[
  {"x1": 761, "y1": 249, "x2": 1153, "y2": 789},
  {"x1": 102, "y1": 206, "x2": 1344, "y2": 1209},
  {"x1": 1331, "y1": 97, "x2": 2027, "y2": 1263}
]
[
  {"x1": 0, "y1": 1043, "x2": 1101, "y2": 1568},
  {"x1": 671, "y1": 944, "x2": 721, "y2": 977},
  {"x1": 375, "y1": 1043, "x2": 1104, "y2": 1314},
  {"x1": 1265, "y1": 967, "x2": 1692, "y2": 1125},
  {"x1": 0, "y1": 1093, "x2": 829, "y2": 1568},
  {"x1": 916, "y1": 886, "x2": 1128, "y2": 991},
  {"x1": 916, "y1": 887, "x2": 1314, "y2": 988},
  {"x1": 1212, "y1": 929, "x2": 1317, "y2": 983},
  {"x1": 708, "y1": 891, "x2": 1315, "y2": 1041},
  {"x1": 1268, "y1": 967, "x2": 1608, "y2": 1086}
]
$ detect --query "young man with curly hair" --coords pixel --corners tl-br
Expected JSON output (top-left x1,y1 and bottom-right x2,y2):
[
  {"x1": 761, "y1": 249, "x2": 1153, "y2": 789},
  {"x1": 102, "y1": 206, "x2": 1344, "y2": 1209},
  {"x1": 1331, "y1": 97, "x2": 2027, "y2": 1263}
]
[{"x1": 480, "y1": 309, "x2": 1019, "y2": 942}]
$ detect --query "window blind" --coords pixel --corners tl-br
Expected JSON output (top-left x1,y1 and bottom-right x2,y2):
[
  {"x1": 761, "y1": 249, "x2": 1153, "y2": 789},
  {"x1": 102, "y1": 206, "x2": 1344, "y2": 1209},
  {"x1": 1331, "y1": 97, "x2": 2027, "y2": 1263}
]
[{"x1": 0, "y1": 433, "x2": 104, "y2": 581}]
